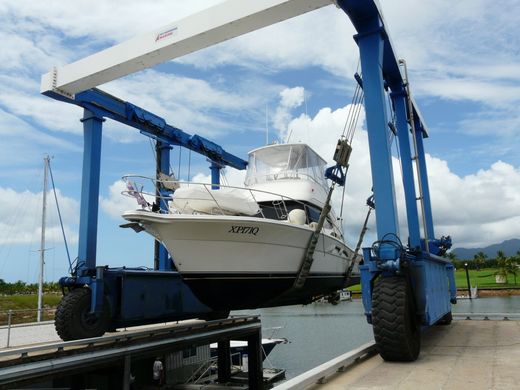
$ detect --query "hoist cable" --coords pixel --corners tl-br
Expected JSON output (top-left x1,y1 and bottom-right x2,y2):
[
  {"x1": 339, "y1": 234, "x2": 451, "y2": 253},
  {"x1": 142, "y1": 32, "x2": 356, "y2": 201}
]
[
  {"x1": 48, "y1": 161, "x2": 72, "y2": 271},
  {"x1": 178, "y1": 146, "x2": 182, "y2": 181},
  {"x1": 187, "y1": 149, "x2": 192, "y2": 182}
]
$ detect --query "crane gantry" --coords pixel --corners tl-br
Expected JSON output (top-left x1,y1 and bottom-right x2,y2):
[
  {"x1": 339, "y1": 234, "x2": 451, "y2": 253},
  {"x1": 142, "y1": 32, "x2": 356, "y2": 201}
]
[{"x1": 42, "y1": 0, "x2": 455, "y2": 361}]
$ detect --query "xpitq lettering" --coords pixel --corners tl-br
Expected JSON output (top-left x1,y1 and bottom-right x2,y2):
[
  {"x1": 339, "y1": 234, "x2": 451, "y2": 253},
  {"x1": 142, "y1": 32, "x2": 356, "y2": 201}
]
[{"x1": 228, "y1": 226, "x2": 259, "y2": 236}]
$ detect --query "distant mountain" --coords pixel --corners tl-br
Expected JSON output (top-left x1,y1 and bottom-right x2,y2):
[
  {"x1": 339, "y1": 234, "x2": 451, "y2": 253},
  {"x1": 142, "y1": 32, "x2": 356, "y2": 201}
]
[{"x1": 452, "y1": 238, "x2": 520, "y2": 260}]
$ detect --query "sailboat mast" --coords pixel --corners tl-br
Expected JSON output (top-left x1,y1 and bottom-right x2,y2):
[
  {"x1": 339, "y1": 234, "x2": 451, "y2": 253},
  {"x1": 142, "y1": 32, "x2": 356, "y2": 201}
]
[{"x1": 37, "y1": 155, "x2": 50, "y2": 322}]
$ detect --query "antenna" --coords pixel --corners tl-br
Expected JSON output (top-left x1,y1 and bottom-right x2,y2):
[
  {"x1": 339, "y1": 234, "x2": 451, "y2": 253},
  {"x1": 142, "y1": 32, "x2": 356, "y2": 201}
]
[
  {"x1": 286, "y1": 128, "x2": 293, "y2": 144},
  {"x1": 304, "y1": 90, "x2": 309, "y2": 143},
  {"x1": 265, "y1": 104, "x2": 269, "y2": 145}
]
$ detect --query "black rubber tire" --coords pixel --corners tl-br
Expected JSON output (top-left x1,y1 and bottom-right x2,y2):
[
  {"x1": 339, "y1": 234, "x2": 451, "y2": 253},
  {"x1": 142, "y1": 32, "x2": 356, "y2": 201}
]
[
  {"x1": 372, "y1": 276, "x2": 421, "y2": 361},
  {"x1": 436, "y1": 311, "x2": 453, "y2": 325},
  {"x1": 55, "y1": 288, "x2": 110, "y2": 341}
]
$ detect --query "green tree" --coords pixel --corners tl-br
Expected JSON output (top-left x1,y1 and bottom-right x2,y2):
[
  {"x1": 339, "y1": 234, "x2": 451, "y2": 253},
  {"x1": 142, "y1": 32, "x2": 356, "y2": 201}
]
[
  {"x1": 507, "y1": 255, "x2": 518, "y2": 285},
  {"x1": 447, "y1": 252, "x2": 458, "y2": 262},
  {"x1": 495, "y1": 250, "x2": 508, "y2": 283},
  {"x1": 473, "y1": 251, "x2": 487, "y2": 271}
]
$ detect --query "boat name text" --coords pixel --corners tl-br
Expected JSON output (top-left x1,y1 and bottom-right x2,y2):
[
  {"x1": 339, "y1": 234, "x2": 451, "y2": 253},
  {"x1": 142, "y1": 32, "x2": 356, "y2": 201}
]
[{"x1": 228, "y1": 226, "x2": 260, "y2": 236}]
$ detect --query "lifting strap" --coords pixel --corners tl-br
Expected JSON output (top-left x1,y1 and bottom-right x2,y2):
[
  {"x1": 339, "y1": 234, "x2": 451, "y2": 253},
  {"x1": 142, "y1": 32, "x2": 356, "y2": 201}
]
[
  {"x1": 344, "y1": 195, "x2": 374, "y2": 285},
  {"x1": 293, "y1": 185, "x2": 334, "y2": 289}
]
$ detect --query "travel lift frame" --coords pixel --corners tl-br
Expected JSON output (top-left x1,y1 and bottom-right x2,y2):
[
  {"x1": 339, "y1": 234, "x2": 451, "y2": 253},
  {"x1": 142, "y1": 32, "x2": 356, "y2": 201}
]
[{"x1": 41, "y1": 0, "x2": 456, "y2": 360}]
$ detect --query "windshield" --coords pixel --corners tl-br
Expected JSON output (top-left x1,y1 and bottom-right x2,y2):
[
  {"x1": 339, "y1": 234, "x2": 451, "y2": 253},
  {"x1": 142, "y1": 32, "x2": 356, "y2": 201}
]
[{"x1": 245, "y1": 144, "x2": 327, "y2": 189}]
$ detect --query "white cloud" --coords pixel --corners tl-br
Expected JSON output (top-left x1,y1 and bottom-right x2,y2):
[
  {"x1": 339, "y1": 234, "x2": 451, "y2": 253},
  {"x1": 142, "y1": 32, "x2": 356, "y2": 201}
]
[
  {"x1": 101, "y1": 70, "x2": 270, "y2": 138},
  {"x1": 280, "y1": 102, "x2": 520, "y2": 249},
  {"x1": 0, "y1": 187, "x2": 79, "y2": 245},
  {"x1": 0, "y1": 109, "x2": 81, "y2": 169},
  {"x1": 273, "y1": 86, "x2": 306, "y2": 138},
  {"x1": 100, "y1": 179, "x2": 153, "y2": 220}
]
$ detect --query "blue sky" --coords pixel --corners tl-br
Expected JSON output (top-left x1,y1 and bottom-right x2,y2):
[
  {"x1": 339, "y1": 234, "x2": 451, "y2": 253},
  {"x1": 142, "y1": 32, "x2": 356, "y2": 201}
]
[{"x1": 0, "y1": 0, "x2": 519, "y2": 282}]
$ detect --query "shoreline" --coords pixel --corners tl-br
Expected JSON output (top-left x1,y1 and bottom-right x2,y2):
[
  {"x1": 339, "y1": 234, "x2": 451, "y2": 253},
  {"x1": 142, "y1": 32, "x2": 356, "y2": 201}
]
[{"x1": 351, "y1": 287, "x2": 520, "y2": 299}]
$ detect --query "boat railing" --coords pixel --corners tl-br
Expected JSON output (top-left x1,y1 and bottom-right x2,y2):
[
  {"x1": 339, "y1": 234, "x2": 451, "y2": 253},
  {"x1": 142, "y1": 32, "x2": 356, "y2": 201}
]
[
  {"x1": 184, "y1": 351, "x2": 244, "y2": 384},
  {"x1": 121, "y1": 175, "x2": 315, "y2": 224}
]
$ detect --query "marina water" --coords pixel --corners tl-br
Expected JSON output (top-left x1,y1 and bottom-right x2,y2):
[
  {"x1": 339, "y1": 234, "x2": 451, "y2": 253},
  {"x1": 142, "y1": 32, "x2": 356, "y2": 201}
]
[{"x1": 235, "y1": 296, "x2": 520, "y2": 379}]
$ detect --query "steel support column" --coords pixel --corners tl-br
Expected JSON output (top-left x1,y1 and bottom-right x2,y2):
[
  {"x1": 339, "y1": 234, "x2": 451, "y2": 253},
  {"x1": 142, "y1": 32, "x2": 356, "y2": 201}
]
[
  {"x1": 356, "y1": 27, "x2": 399, "y2": 240},
  {"x1": 415, "y1": 128, "x2": 435, "y2": 240},
  {"x1": 391, "y1": 89, "x2": 421, "y2": 249},
  {"x1": 247, "y1": 331, "x2": 263, "y2": 390},
  {"x1": 77, "y1": 109, "x2": 104, "y2": 274},
  {"x1": 217, "y1": 340, "x2": 231, "y2": 383}
]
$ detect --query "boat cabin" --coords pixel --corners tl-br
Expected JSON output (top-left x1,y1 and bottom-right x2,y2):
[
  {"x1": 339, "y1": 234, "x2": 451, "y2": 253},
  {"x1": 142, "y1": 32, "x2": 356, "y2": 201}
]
[{"x1": 245, "y1": 143, "x2": 328, "y2": 189}]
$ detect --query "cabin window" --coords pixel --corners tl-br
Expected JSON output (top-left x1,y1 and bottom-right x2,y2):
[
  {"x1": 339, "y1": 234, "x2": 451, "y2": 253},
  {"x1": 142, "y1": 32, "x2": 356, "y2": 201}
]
[{"x1": 245, "y1": 144, "x2": 327, "y2": 190}]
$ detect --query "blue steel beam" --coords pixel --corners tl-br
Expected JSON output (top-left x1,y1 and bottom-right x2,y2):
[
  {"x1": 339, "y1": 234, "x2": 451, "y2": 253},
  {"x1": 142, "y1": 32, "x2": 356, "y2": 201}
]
[
  {"x1": 77, "y1": 110, "x2": 104, "y2": 275},
  {"x1": 415, "y1": 129, "x2": 435, "y2": 241},
  {"x1": 391, "y1": 89, "x2": 421, "y2": 249},
  {"x1": 355, "y1": 19, "x2": 399, "y2": 239},
  {"x1": 43, "y1": 88, "x2": 248, "y2": 171}
]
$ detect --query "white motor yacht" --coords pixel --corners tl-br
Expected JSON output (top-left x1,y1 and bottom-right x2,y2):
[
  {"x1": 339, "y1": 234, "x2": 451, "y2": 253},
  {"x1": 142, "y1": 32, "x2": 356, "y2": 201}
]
[{"x1": 122, "y1": 143, "x2": 356, "y2": 310}]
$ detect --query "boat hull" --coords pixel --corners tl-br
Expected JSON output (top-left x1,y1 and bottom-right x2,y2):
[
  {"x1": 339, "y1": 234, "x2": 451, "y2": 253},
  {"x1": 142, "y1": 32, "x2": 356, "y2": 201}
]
[{"x1": 122, "y1": 211, "x2": 354, "y2": 310}]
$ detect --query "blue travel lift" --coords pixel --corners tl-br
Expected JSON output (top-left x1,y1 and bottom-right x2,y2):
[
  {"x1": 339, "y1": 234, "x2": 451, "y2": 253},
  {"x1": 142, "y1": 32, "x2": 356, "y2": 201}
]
[
  {"x1": 335, "y1": 0, "x2": 456, "y2": 361},
  {"x1": 45, "y1": 88, "x2": 248, "y2": 340},
  {"x1": 43, "y1": 0, "x2": 456, "y2": 362}
]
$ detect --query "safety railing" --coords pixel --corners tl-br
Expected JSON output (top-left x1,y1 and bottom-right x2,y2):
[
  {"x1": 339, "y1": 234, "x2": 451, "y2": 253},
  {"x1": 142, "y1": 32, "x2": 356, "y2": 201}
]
[
  {"x1": 0, "y1": 315, "x2": 259, "y2": 360},
  {"x1": 121, "y1": 175, "x2": 315, "y2": 224},
  {"x1": 0, "y1": 308, "x2": 56, "y2": 348}
]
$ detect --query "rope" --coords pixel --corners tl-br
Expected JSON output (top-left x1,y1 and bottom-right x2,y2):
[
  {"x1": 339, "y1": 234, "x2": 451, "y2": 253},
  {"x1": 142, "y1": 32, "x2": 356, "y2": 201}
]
[
  {"x1": 187, "y1": 149, "x2": 192, "y2": 182},
  {"x1": 48, "y1": 160, "x2": 72, "y2": 271},
  {"x1": 178, "y1": 146, "x2": 182, "y2": 180},
  {"x1": 336, "y1": 60, "x2": 364, "y2": 220}
]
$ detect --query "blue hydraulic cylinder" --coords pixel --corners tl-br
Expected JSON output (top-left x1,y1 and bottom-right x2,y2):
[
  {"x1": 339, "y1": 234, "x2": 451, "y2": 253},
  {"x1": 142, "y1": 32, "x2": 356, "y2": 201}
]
[
  {"x1": 157, "y1": 141, "x2": 173, "y2": 270},
  {"x1": 355, "y1": 26, "x2": 399, "y2": 240},
  {"x1": 415, "y1": 128, "x2": 435, "y2": 240},
  {"x1": 391, "y1": 89, "x2": 421, "y2": 249},
  {"x1": 210, "y1": 161, "x2": 222, "y2": 190},
  {"x1": 77, "y1": 109, "x2": 104, "y2": 275}
]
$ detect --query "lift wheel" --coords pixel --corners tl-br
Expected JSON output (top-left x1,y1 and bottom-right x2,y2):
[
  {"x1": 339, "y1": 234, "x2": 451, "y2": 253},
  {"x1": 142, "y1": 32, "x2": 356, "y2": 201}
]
[
  {"x1": 55, "y1": 287, "x2": 110, "y2": 341},
  {"x1": 372, "y1": 276, "x2": 420, "y2": 361}
]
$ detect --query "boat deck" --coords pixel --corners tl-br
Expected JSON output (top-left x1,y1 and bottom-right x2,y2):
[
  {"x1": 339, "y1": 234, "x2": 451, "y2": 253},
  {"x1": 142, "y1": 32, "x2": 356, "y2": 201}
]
[{"x1": 276, "y1": 319, "x2": 520, "y2": 390}]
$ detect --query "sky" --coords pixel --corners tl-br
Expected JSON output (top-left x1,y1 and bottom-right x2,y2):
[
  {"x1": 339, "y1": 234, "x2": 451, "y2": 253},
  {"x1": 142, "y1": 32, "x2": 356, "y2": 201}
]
[{"x1": 0, "y1": 0, "x2": 519, "y2": 282}]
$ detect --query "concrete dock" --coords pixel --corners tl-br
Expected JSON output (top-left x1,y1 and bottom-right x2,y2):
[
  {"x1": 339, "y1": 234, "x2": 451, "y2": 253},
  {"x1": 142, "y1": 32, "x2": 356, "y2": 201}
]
[{"x1": 277, "y1": 320, "x2": 520, "y2": 390}]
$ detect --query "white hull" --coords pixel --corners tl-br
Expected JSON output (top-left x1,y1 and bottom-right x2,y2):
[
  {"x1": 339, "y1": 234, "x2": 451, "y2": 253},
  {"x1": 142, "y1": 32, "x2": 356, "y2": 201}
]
[
  {"x1": 123, "y1": 211, "x2": 351, "y2": 275},
  {"x1": 122, "y1": 210, "x2": 354, "y2": 309}
]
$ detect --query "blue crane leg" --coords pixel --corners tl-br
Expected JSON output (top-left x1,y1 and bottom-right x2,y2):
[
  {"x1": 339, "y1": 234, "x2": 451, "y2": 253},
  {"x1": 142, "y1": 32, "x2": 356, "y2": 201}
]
[
  {"x1": 356, "y1": 28, "x2": 399, "y2": 241},
  {"x1": 391, "y1": 90, "x2": 421, "y2": 249},
  {"x1": 158, "y1": 142, "x2": 172, "y2": 270},
  {"x1": 415, "y1": 129, "x2": 435, "y2": 240},
  {"x1": 210, "y1": 161, "x2": 221, "y2": 190},
  {"x1": 77, "y1": 109, "x2": 104, "y2": 275}
]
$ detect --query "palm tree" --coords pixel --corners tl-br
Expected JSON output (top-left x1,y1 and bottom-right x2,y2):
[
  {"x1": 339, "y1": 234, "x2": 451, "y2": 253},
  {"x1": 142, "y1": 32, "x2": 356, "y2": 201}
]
[
  {"x1": 473, "y1": 251, "x2": 487, "y2": 271},
  {"x1": 507, "y1": 254, "x2": 518, "y2": 285},
  {"x1": 447, "y1": 252, "x2": 458, "y2": 262},
  {"x1": 495, "y1": 250, "x2": 508, "y2": 284}
]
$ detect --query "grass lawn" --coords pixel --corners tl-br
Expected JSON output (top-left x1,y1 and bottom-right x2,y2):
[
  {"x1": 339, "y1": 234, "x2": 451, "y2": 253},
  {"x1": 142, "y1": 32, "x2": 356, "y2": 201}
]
[
  {"x1": 0, "y1": 294, "x2": 62, "y2": 324},
  {"x1": 454, "y1": 268, "x2": 518, "y2": 289},
  {"x1": 348, "y1": 267, "x2": 519, "y2": 292}
]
